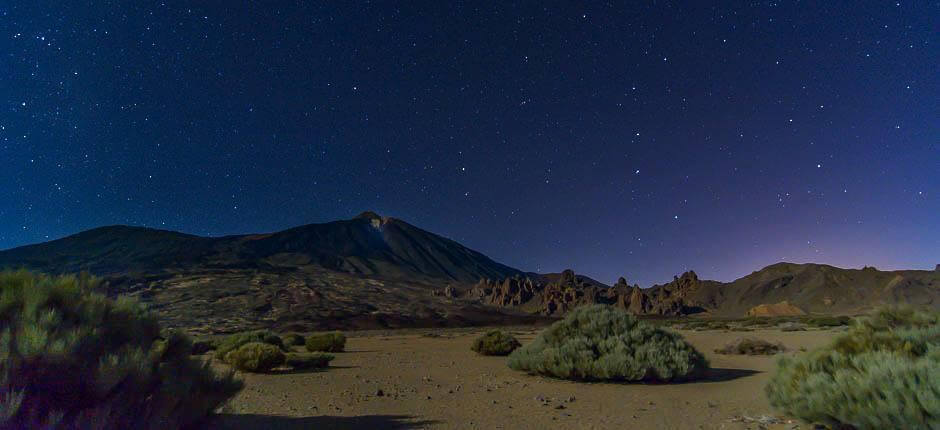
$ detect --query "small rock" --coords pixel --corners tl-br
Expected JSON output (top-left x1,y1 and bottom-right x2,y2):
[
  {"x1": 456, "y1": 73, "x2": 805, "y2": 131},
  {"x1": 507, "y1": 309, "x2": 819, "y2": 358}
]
[
  {"x1": 375, "y1": 389, "x2": 384, "y2": 397},
  {"x1": 554, "y1": 404, "x2": 566, "y2": 410}
]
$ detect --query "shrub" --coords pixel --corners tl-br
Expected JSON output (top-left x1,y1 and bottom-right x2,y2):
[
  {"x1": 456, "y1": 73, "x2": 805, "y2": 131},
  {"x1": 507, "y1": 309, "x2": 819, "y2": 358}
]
[
  {"x1": 471, "y1": 330, "x2": 521, "y2": 356},
  {"x1": 282, "y1": 332, "x2": 306, "y2": 347},
  {"x1": 224, "y1": 342, "x2": 285, "y2": 373},
  {"x1": 765, "y1": 307, "x2": 939, "y2": 429},
  {"x1": 806, "y1": 315, "x2": 851, "y2": 328},
  {"x1": 507, "y1": 305, "x2": 708, "y2": 381},
  {"x1": 714, "y1": 337, "x2": 785, "y2": 355},
  {"x1": 213, "y1": 330, "x2": 285, "y2": 360},
  {"x1": 285, "y1": 352, "x2": 334, "y2": 370},
  {"x1": 306, "y1": 332, "x2": 346, "y2": 352},
  {"x1": 0, "y1": 270, "x2": 242, "y2": 429}
]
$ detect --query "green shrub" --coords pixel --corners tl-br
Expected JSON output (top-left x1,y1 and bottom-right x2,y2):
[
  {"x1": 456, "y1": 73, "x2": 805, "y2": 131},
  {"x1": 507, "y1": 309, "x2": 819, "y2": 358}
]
[
  {"x1": 213, "y1": 330, "x2": 285, "y2": 360},
  {"x1": 285, "y1": 352, "x2": 334, "y2": 370},
  {"x1": 305, "y1": 332, "x2": 346, "y2": 352},
  {"x1": 507, "y1": 305, "x2": 708, "y2": 381},
  {"x1": 0, "y1": 270, "x2": 242, "y2": 429},
  {"x1": 765, "y1": 307, "x2": 939, "y2": 429},
  {"x1": 282, "y1": 332, "x2": 306, "y2": 347},
  {"x1": 224, "y1": 342, "x2": 285, "y2": 373},
  {"x1": 471, "y1": 330, "x2": 521, "y2": 356},
  {"x1": 714, "y1": 337, "x2": 785, "y2": 355}
]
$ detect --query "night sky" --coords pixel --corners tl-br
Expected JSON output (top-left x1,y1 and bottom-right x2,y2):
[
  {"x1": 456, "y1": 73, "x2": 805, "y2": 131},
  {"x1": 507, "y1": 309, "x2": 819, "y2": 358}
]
[{"x1": 1, "y1": 2, "x2": 937, "y2": 286}]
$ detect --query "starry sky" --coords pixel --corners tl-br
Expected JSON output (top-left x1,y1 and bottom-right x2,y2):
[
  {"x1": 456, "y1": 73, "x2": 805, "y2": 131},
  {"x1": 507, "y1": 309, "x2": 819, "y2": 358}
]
[{"x1": 1, "y1": 2, "x2": 937, "y2": 286}]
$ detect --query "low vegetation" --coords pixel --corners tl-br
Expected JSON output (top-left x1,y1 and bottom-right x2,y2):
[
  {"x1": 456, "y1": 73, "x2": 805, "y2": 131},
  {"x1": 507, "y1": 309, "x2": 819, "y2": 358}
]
[
  {"x1": 471, "y1": 330, "x2": 521, "y2": 355},
  {"x1": 224, "y1": 342, "x2": 286, "y2": 373},
  {"x1": 306, "y1": 331, "x2": 346, "y2": 352},
  {"x1": 0, "y1": 270, "x2": 242, "y2": 429},
  {"x1": 213, "y1": 330, "x2": 286, "y2": 360},
  {"x1": 765, "y1": 307, "x2": 939, "y2": 429},
  {"x1": 508, "y1": 305, "x2": 708, "y2": 381},
  {"x1": 714, "y1": 337, "x2": 785, "y2": 355},
  {"x1": 285, "y1": 352, "x2": 335, "y2": 370},
  {"x1": 283, "y1": 332, "x2": 306, "y2": 347}
]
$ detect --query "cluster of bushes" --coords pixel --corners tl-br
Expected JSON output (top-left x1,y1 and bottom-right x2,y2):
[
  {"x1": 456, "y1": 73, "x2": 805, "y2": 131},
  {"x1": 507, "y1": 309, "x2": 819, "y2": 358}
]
[
  {"x1": 0, "y1": 270, "x2": 243, "y2": 429},
  {"x1": 714, "y1": 337, "x2": 785, "y2": 355},
  {"x1": 766, "y1": 307, "x2": 939, "y2": 429},
  {"x1": 213, "y1": 330, "x2": 337, "y2": 372},
  {"x1": 508, "y1": 305, "x2": 708, "y2": 382},
  {"x1": 471, "y1": 330, "x2": 521, "y2": 355},
  {"x1": 306, "y1": 332, "x2": 346, "y2": 352}
]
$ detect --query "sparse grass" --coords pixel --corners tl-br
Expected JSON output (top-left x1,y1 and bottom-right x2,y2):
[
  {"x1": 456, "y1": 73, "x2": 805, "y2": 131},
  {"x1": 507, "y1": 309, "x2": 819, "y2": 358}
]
[
  {"x1": 471, "y1": 330, "x2": 521, "y2": 356},
  {"x1": 0, "y1": 270, "x2": 242, "y2": 429},
  {"x1": 285, "y1": 352, "x2": 334, "y2": 370},
  {"x1": 282, "y1": 332, "x2": 306, "y2": 347},
  {"x1": 508, "y1": 305, "x2": 708, "y2": 382},
  {"x1": 306, "y1": 331, "x2": 346, "y2": 352},
  {"x1": 213, "y1": 330, "x2": 285, "y2": 360},
  {"x1": 224, "y1": 342, "x2": 286, "y2": 373},
  {"x1": 765, "y1": 307, "x2": 939, "y2": 429},
  {"x1": 714, "y1": 337, "x2": 786, "y2": 355}
]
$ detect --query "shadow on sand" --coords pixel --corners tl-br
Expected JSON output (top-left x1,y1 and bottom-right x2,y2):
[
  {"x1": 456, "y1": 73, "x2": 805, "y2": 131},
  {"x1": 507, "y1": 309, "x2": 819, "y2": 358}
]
[
  {"x1": 211, "y1": 414, "x2": 439, "y2": 430},
  {"x1": 699, "y1": 367, "x2": 761, "y2": 383}
]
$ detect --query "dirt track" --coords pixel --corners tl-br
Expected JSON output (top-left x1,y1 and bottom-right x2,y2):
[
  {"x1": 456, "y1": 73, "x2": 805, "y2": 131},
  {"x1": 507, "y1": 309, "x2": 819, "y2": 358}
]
[{"x1": 211, "y1": 328, "x2": 837, "y2": 430}]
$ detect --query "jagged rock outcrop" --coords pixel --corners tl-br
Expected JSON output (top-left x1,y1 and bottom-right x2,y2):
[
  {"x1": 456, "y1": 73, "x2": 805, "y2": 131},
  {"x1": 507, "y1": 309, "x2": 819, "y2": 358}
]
[{"x1": 471, "y1": 269, "x2": 711, "y2": 317}]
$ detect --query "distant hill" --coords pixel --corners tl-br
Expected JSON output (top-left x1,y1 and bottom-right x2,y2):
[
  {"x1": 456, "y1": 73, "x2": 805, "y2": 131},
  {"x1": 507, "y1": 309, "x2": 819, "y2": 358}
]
[{"x1": 0, "y1": 211, "x2": 522, "y2": 283}]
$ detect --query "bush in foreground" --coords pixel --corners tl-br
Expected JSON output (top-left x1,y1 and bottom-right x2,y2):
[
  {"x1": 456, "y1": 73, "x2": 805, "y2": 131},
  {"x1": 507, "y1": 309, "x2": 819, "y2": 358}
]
[
  {"x1": 285, "y1": 352, "x2": 334, "y2": 370},
  {"x1": 224, "y1": 342, "x2": 286, "y2": 373},
  {"x1": 507, "y1": 305, "x2": 708, "y2": 381},
  {"x1": 471, "y1": 330, "x2": 521, "y2": 356},
  {"x1": 0, "y1": 270, "x2": 242, "y2": 429},
  {"x1": 714, "y1": 337, "x2": 785, "y2": 355},
  {"x1": 213, "y1": 330, "x2": 285, "y2": 360},
  {"x1": 306, "y1": 332, "x2": 346, "y2": 352},
  {"x1": 282, "y1": 332, "x2": 306, "y2": 347},
  {"x1": 765, "y1": 307, "x2": 939, "y2": 429}
]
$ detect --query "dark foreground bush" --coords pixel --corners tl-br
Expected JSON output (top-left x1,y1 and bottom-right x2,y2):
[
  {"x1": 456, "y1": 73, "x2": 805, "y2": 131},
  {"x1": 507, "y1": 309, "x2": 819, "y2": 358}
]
[
  {"x1": 224, "y1": 342, "x2": 285, "y2": 373},
  {"x1": 0, "y1": 270, "x2": 242, "y2": 429},
  {"x1": 471, "y1": 330, "x2": 521, "y2": 356},
  {"x1": 508, "y1": 305, "x2": 708, "y2": 381},
  {"x1": 765, "y1": 307, "x2": 939, "y2": 429},
  {"x1": 285, "y1": 352, "x2": 334, "y2": 370},
  {"x1": 283, "y1": 332, "x2": 306, "y2": 347},
  {"x1": 213, "y1": 330, "x2": 285, "y2": 360},
  {"x1": 714, "y1": 337, "x2": 785, "y2": 355},
  {"x1": 306, "y1": 332, "x2": 346, "y2": 352}
]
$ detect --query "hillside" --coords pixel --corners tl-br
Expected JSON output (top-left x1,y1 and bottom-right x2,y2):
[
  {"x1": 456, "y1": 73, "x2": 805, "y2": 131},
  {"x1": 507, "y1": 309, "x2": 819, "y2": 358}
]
[{"x1": 0, "y1": 212, "x2": 532, "y2": 333}]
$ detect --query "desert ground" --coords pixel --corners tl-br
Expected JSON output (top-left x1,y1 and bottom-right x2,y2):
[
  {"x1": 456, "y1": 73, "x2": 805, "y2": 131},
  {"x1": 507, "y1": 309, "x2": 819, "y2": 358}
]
[{"x1": 210, "y1": 327, "x2": 838, "y2": 430}]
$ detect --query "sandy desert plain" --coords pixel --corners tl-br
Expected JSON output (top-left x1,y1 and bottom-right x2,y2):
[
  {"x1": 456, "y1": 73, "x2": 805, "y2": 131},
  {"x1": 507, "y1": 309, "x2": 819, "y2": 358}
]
[{"x1": 210, "y1": 325, "x2": 837, "y2": 430}]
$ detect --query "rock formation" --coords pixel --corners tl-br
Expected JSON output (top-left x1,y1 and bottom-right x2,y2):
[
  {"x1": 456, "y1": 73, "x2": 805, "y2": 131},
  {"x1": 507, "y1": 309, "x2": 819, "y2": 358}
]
[{"x1": 471, "y1": 269, "x2": 713, "y2": 317}]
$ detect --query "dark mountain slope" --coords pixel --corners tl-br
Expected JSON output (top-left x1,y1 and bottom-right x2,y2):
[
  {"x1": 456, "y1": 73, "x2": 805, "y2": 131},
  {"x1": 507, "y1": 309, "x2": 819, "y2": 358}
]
[{"x1": 0, "y1": 212, "x2": 522, "y2": 283}]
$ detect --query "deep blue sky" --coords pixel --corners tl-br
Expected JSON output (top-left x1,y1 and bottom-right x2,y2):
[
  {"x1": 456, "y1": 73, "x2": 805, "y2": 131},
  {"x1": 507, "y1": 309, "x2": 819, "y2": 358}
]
[{"x1": 1, "y1": 2, "x2": 937, "y2": 286}]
